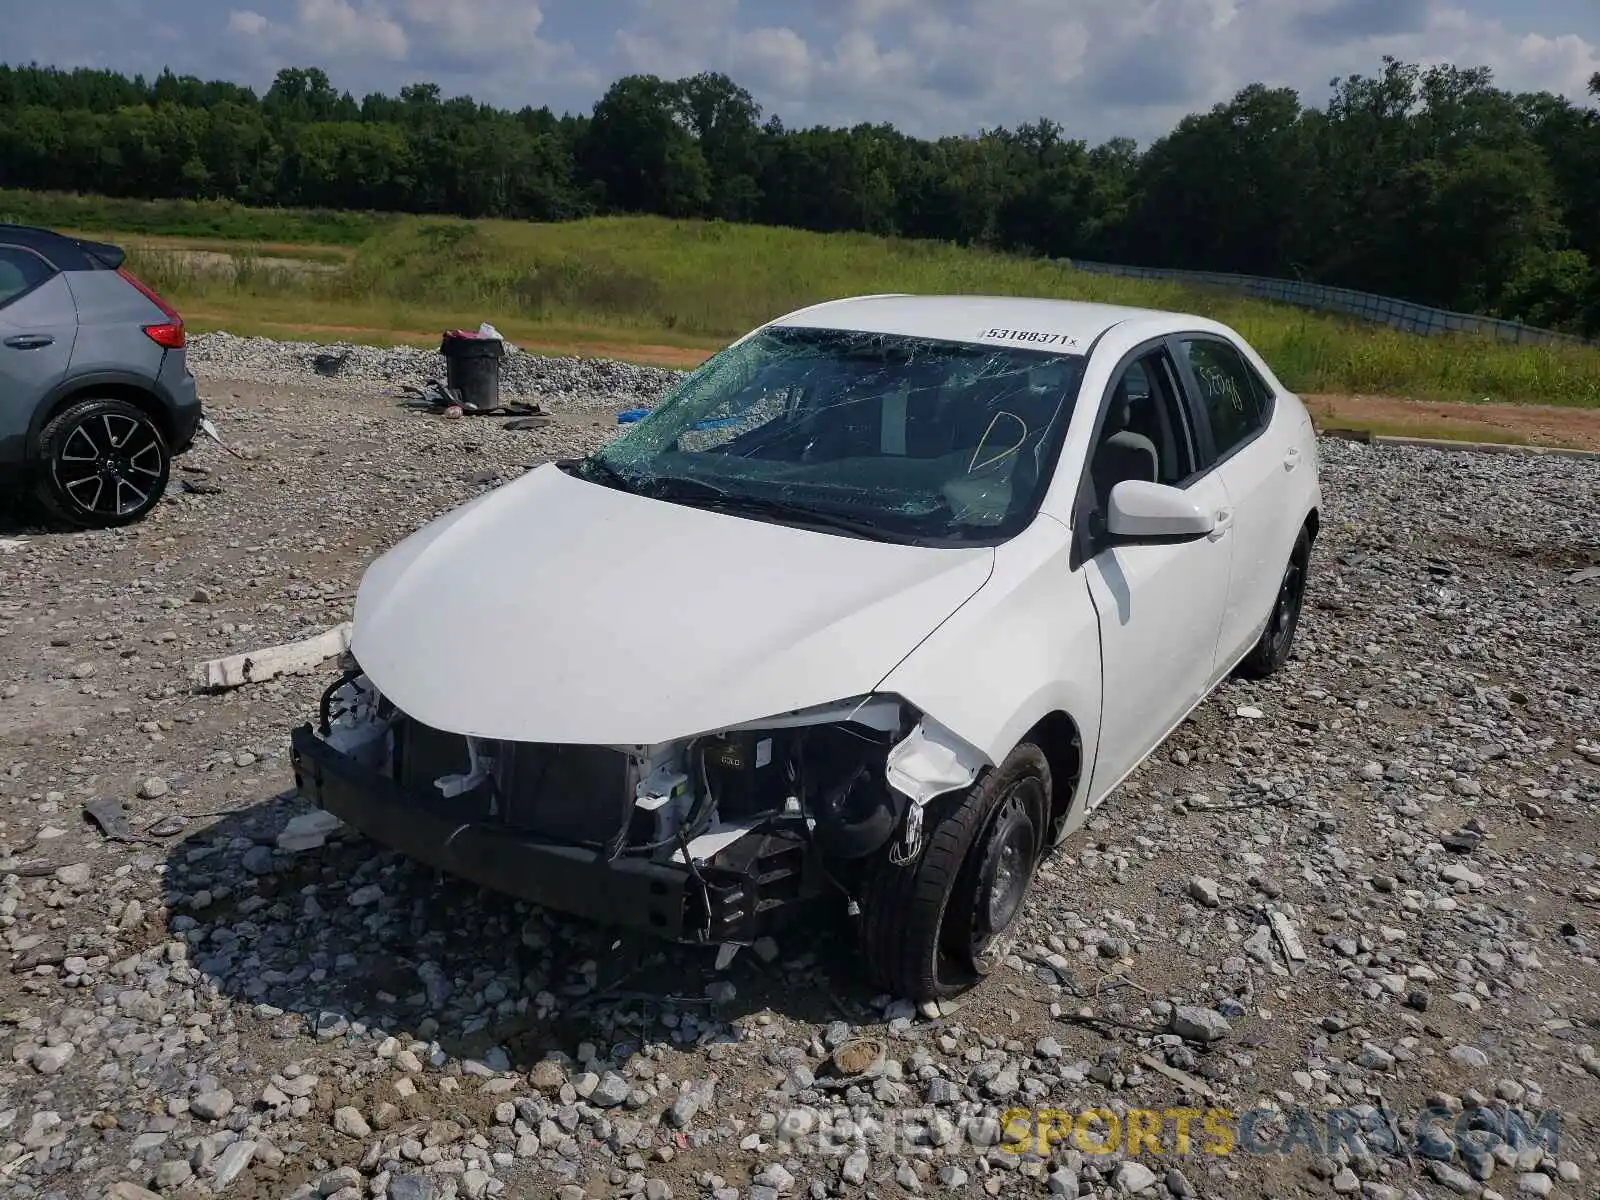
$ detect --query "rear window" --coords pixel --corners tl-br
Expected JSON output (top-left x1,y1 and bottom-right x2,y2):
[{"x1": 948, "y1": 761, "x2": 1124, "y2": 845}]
[
  {"x1": 0, "y1": 246, "x2": 55, "y2": 308},
  {"x1": 1179, "y1": 337, "x2": 1273, "y2": 459}
]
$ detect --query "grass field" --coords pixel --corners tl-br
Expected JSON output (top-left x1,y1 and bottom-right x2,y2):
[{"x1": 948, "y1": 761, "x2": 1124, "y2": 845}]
[
  {"x1": 8, "y1": 189, "x2": 1600, "y2": 422},
  {"x1": 0, "y1": 189, "x2": 387, "y2": 245}
]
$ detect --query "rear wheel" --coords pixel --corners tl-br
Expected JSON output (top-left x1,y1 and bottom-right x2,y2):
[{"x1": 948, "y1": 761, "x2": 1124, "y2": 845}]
[
  {"x1": 858, "y1": 742, "x2": 1050, "y2": 1003},
  {"x1": 1237, "y1": 525, "x2": 1311, "y2": 679},
  {"x1": 34, "y1": 398, "x2": 170, "y2": 528}
]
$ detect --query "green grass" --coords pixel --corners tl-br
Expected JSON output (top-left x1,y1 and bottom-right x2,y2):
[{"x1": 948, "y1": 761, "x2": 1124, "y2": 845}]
[
  {"x1": 0, "y1": 188, "x2": 388, "y2": 245},
  {"x1": 106, "y1": 233, "x2": 354, "y2": 265},
  {"x1": 9, "y1": 188, "x2": 1599, "y2": 406}
]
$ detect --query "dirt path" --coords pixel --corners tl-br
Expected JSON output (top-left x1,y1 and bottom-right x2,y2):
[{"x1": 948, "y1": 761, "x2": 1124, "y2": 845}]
[{"x1": 1306, "y1": 393, "x2": 1600, "y2": 451}]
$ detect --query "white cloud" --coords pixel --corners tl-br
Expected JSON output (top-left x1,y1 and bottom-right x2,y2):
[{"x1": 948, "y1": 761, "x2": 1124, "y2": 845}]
[
  {"x1": 219, "y1": 0, "x2": 598, "y2": 105},
  {"x1": 600, "y1": 0, "x2": 1599, "y2": 143},
  {"x1": 398, "y1": 0, "x2": 551, "y2": 60},
  {"x1": 225, "y1": 0, "x2": 408, "y2": 61},
  {"x1": 615, "y1": 0, "x2": 743, "y2": 80},
  {"x1": 10, "y1": 0, "x2": 1597, "y2": 143},
  {"x1": 297, "y1": 0, "x2": 409, "y2": 59},
  {"x1": 733, "y1": 27, "x2": 811, "y2": 92},
  {"x1": 227, "y1": 10, "x2": 270, "y2": 37},
  {"x1": 1409, "y1": 14, "x2": 1600, "y2": 98}
]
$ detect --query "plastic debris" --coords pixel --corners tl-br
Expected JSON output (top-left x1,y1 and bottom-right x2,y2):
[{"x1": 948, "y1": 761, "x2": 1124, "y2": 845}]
[
  {"x1": 192, "y1": 622, "x2": 353, "y2": 691},
  {"x1": 199, "y1": 415, "x2": 246, "y2": 460},
  {"x1": 83, "y1": 798, "x2": 144, "y2": 843},
  {"x1": 278, "y1": 810, "x2": 343, "y2": 852}
]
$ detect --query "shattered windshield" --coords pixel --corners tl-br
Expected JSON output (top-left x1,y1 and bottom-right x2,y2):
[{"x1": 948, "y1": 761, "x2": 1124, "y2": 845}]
[{"x1": 572, "y1": 326, "x2": 1087, "y2": 545}]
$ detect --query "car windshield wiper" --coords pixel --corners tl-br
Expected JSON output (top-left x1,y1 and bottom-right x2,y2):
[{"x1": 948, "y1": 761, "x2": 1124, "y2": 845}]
[
  {"x1": 575, "y1": 455, "x2": 640, "y2": 493},
  {"x1": 641, "y1": 475, "x2": 731, "y2": 501},
  {"x1": 645, "y1": 477, "x2": 899, "y2": 542}
]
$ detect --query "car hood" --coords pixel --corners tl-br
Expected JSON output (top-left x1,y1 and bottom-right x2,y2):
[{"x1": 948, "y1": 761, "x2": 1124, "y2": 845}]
[{"x1": 350, "y1": 464, "x2": 995, "y2": 744}]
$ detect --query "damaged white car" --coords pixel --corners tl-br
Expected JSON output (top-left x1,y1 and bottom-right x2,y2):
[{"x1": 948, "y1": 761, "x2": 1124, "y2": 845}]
[{"x1": 290, "y1": 294, "x2": 1322, "y2": 1003}]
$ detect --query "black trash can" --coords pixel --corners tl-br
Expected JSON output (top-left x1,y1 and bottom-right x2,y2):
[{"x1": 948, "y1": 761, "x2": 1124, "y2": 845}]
[{"x1": 440, "y1": 331, "x2": 505, "y2": 411}]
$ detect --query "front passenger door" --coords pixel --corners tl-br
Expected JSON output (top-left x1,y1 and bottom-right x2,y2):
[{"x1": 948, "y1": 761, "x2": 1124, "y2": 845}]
[{"x1": 1077, "y1": 344, "x2": 1234, "y2": 805}]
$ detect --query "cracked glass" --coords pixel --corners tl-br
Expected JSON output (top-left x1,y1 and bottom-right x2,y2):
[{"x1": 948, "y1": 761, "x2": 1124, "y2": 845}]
[{"x1": 571, "y1": 326, "x2": 1087, "y2": 545}]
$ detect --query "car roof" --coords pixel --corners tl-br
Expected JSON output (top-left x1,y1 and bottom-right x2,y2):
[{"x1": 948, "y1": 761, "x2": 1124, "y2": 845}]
[
  {"x1": 0, "y1": 224, "x2": 123, "y2": 271},
  {"x1": 768, "y1": 293, "x2": 1215, "y2": 353}
]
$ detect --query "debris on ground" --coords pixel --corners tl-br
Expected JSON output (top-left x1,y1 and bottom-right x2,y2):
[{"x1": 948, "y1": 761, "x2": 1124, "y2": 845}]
[
  {"x1": 277, "y1": 809, "x2": 343, "y2": 851},
  {"x1": 192, "y1": 621, "x2": 353, "y2": 690},
  {"x1": 402, "y1": 380, "x2": 557, "y2": 419},
  {"x1": 145, "y1": 814, "x2": 188, "y2": 838},
  {"x1": 82, "y1": 797, "x2": 144, "y2": 843},
  {"x1": 1268, "y1": 909, "x2": 1307, "y2": 964}
]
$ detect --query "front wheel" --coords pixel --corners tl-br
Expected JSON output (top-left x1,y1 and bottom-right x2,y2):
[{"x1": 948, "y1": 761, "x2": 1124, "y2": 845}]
[
  {"x1": 34, "y1": 398, "x2": 171, "y2": 528},
  {"x1": 1236, "y1": 525, "x2": 1312, "y2": 679},
  {"x1": 857, "y1": 742, "x2": 1051, "y2": 1003}
]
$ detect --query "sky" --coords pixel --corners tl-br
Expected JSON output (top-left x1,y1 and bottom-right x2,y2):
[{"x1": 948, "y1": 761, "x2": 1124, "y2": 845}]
[{"x1": 10, "y1": 0, "x2": 1600, "y2": 145}]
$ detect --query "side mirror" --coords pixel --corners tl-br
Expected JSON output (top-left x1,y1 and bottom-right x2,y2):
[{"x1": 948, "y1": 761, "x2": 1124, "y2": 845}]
[{"x1": 1106, "y1": 479, "x2": 1215, "y2": 542}]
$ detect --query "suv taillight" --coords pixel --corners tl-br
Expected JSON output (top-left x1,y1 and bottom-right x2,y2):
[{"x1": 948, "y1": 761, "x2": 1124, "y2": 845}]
[
  {"x1": 143, "y1": 322, "x2": 186, "y2": 349},
  {"x1": 117, "y1": 267, "x2": 186, "y2": 349}
]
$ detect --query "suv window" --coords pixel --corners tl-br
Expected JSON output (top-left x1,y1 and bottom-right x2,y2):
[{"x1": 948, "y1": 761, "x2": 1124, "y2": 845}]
[
  {"x1": 1179, "y1": 337, "x2": 1272, "y2": 459},
  {"x1": 0, "y1": 246, "x2": 55, "y2": 308}
]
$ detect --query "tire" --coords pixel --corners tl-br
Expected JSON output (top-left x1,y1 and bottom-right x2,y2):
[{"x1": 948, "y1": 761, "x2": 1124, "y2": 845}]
[
  {"x1": 1236, "y1": 525, "x2": 1312, "y2": 680},
  {"x1": 858, "y1": 742, "x2": 1051, "y2": 1003},
  {"x1": 33, "y1": 398, "x2": 170, "y2": 529}
]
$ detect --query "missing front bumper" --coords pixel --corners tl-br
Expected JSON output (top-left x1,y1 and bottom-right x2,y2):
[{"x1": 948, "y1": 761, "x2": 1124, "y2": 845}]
[{"x1": 288, "y1": 723, "x2": 817, "y2": 942}]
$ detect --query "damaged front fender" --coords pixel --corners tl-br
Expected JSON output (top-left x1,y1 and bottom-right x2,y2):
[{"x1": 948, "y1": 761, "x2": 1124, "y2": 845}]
[{"x1": 885, "y1": 716, "x2": 988, "y2": 806}]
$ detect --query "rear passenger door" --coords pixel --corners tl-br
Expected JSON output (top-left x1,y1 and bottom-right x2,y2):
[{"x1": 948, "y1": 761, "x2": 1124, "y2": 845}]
[{"x1": 1172, "y1": 334, "x2": 1294, "y2": 668}]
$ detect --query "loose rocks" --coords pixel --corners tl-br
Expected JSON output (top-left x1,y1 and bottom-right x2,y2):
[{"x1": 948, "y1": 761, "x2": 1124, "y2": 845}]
[{"x1": 0, "y1": 380, "x2": 1594, "y2": 1200}]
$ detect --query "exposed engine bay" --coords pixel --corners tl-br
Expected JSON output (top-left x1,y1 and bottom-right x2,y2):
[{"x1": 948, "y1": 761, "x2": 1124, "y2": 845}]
[{"x1": 296, "y1": 666, "x2": 987, "y2": 944}]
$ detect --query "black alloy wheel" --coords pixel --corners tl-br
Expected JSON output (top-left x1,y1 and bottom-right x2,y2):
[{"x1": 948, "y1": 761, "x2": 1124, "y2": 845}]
[
  {"x1": 1237, "y1": 525, "x2": 1312, "y2": 679},
  {"x1": 36, "y1": 398, "x2": 171, "y2": 528},
  {"x1": 1267, "y1": 541, "x2": 1308, "y2": 659}
]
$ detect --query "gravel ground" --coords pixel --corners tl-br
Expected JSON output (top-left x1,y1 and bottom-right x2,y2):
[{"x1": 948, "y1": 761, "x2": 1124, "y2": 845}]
[
  {"x1": 0, "y1": 357, "x2": 1597, "y2": 1200},
  {"x1": 184, "y1": 332, "x2": 684, "y2": 408}
]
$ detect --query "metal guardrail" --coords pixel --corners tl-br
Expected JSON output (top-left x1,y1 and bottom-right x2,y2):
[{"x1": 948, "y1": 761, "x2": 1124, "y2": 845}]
[{"x1": 1066, "y1": 259, "x2": 1599, "y2": 349}]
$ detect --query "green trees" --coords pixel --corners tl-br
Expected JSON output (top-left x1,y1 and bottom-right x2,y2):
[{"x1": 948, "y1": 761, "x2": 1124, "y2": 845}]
[{"x1": 0, "y1": 58, "x2": 1596, "y2": 333}]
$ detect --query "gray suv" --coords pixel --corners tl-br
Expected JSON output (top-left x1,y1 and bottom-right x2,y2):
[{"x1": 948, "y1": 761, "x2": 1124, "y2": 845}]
[{"x1": 0, "y1": 224, "x2": 202, "y2": 527}]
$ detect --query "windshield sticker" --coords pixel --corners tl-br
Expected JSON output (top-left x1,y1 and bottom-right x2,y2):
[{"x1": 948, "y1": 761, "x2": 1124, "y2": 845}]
[{"x1": 981, "y1": 328, "x2": 1080, "y2": 350}]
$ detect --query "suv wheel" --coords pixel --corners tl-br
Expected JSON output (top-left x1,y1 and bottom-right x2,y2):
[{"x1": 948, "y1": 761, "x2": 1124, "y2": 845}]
[
  {"x1": 858, "y1": 742, "x2": 1051, "y2": 1003},
  {"x1": 35, "y1": 398, "x2": 170, "y2": 528}
]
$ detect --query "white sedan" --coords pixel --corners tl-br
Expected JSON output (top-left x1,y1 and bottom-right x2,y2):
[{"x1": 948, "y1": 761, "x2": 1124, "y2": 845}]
[{"x1": 291, "y1": 294, "x2": 1322, "y2": 1003}]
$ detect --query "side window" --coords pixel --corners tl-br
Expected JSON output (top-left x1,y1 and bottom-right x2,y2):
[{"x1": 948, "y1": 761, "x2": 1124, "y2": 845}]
[
  {"x1": 1179, "y1": 338, "x2": 1271, "y2": 459},
  {"x1": 0, "y1": 246, "x2": 55, "y2": 309},
  {"x1": 1088, "y1": 347, "x2": 1197, "y2": 517}
]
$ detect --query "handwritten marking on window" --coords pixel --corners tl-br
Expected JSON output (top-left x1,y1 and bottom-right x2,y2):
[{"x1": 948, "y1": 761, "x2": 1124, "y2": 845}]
[{"x1": 1194, "y1": 359, "x2": 1246, "y2": 414}]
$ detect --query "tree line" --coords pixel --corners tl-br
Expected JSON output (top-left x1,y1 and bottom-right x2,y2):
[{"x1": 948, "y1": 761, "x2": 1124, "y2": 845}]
[{"x1": 2, "y1": 59, "x2": 1599, "y2": 334}]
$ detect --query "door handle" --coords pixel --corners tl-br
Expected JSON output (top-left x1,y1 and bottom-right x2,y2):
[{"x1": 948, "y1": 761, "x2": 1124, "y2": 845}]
[
  {"x1": 1207, "y1": 508, "x2": 1234, "y2": 541},
  {"x1": 3, "y1": 334, "x2": 54, "y2": 350},
  {"x1": 1283, "y1": 447, "x2": 1301, "y2": 471}
]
